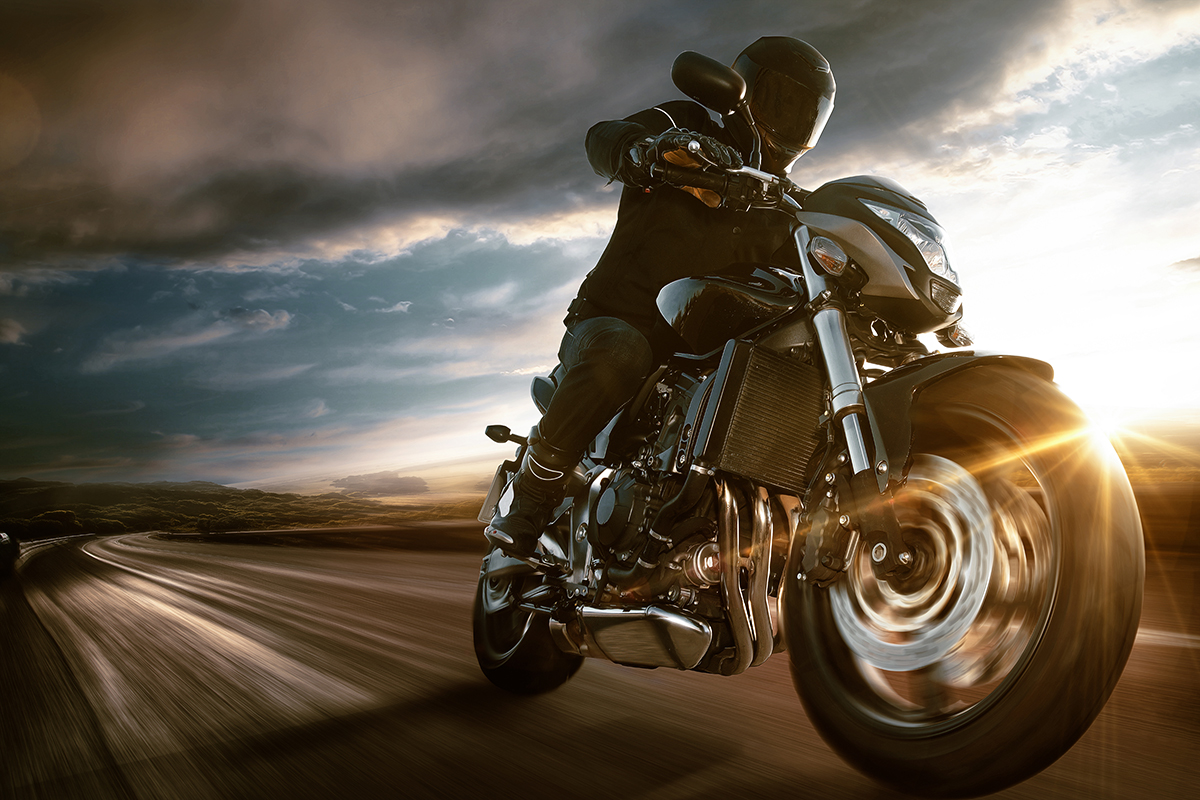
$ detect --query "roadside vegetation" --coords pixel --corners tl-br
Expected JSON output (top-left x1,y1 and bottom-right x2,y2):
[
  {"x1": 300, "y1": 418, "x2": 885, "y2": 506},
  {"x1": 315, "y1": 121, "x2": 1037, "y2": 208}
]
[{"x1": 0, "y1": 478, "x2": 484, "y2": 541}]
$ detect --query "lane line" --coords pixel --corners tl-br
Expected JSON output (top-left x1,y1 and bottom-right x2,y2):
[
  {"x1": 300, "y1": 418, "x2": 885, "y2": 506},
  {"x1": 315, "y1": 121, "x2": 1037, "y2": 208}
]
[{"x1": 1135, "y1": 629, "x2": 1200, "y2": 649}]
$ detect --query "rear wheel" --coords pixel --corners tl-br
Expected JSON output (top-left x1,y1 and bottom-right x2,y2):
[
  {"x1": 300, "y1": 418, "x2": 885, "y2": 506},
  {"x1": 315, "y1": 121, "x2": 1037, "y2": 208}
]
[
  {"x1": 473, "y1": 544, "x2": 583, "y2": 695},
  {"x1": 785, "y1": 366, "x2": 1144, "y2": 798}
]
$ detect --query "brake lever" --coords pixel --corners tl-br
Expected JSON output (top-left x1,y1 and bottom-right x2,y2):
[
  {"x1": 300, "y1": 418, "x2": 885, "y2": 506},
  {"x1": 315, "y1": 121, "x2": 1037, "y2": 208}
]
[
  {"x1": 730, "y1": 165, "x2": 780, "y2": 184},
  {"x1": 721, "y1": 167, "x2": 798, "y2": 211}
]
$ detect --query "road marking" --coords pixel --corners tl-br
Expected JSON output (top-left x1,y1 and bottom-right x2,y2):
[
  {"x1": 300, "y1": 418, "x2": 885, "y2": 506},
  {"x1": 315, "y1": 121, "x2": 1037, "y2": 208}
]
[{"x1": 1136, "y1": 629, "x2": 1200, "y2": 649}]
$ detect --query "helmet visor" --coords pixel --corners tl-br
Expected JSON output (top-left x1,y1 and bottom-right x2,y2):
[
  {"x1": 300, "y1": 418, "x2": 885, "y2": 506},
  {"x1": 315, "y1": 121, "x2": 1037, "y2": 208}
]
[{"x1": 750, "y1": 70, "x2": 834, "y2": 151}]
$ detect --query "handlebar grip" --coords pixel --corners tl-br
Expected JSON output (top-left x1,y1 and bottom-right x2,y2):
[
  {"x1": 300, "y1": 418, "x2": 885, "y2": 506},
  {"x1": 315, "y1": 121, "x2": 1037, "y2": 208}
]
[{"x1": 653, "y1": 163, "x2": 730, "y2": 194}]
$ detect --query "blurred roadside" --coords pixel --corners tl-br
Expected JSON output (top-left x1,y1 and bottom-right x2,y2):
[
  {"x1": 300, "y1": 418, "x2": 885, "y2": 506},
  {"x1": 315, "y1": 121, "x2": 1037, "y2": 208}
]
[
  {"x1": 1112, "y1": 420, "x2": 1200, "y2": 553},
  {"x1": 2, "y1": 420, "x2": 1197, "y2": 554},
  {"x1": 1134, "y1": 483, "x2": 1199, "y2": 552}
]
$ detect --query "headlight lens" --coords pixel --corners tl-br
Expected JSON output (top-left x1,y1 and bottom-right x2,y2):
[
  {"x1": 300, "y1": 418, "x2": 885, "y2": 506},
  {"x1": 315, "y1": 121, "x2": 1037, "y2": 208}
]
[{"x1": 862, "y1": 200, "x2": 959, "y2": 285}]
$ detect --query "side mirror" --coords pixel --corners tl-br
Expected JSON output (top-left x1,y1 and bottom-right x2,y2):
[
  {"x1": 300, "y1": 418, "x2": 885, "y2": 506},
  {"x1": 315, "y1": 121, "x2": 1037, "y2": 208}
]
[
  {"x1": 486, "y1": 425, "x2": 527, "y2": 445},
  {"x1": 671, "y1": 50, "x2": 761, "y2": 169},
  {"x1": 671, "y1": 51, "x2": 746, "y2": 116}
]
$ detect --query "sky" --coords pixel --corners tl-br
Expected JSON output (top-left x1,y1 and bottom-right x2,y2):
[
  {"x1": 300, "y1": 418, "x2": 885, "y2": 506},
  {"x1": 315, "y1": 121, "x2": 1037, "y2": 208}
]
[{"x1": 1, "y1": 0, "x2": 1198, "y2": 493}]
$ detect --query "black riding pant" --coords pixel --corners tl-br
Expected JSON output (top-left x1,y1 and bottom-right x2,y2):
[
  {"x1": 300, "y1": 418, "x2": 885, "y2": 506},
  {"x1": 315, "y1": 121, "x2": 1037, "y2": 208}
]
[{"x1": 537, "y1": 316, "x2": 654, "y2": 456}]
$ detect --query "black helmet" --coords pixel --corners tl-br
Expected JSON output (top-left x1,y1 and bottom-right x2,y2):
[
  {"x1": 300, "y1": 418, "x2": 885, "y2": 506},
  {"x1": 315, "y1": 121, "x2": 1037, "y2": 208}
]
[{"x1": 733, "y1": 37, "x2": 835, "y2": 173}]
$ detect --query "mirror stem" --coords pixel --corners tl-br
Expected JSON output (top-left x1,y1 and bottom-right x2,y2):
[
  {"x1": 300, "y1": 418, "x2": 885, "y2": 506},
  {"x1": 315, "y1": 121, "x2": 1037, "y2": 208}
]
[{"x1": 736, "y1": 105, "x2": 761, "y2": 170}]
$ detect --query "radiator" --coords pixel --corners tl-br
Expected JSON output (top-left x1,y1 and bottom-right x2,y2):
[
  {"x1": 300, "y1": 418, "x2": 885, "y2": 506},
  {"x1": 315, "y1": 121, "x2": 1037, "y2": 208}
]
[{"x1": 698, "y1": 343, "x2": 824, "y2": 495}]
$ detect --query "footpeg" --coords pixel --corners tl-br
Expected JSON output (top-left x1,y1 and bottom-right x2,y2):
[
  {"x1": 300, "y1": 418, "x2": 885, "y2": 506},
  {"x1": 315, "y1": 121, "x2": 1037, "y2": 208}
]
[
  {"x1": 484, "y1": 524, "x2": 516, "y2": 548},
  {"x1": 484, "y1": 526, "x2": 569, "y2": 576},
  {"x1": 528, "y1": 551, "x2": 570, "y2": 575}
]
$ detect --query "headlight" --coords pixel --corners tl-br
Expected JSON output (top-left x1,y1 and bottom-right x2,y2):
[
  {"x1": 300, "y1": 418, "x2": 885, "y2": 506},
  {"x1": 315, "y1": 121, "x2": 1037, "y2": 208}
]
[{"x1": 862, "y1": 200, "x2": 958, "y2": 285}]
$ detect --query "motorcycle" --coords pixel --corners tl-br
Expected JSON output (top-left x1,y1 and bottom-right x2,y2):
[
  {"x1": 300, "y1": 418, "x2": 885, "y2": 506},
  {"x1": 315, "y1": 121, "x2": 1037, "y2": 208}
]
[{"x1": 473, "y1": 51, "x2": 1144, "y2": 798}]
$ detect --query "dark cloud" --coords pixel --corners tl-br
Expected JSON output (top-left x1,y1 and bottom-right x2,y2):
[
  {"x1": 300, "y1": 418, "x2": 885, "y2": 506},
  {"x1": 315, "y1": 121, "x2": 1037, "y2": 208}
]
[
  {"x1": 0, "y1": 0, "x2": 1090, "y2": 268},
  {"x1": 332, "y1": 472, "x2": 429, "y2": 496},
  {"x1": 2, "y1": 0, "x2": 1196, "y2": 484}
]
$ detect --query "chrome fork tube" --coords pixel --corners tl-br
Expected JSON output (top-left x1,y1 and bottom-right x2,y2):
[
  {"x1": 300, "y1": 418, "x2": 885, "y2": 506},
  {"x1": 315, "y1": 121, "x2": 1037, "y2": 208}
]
[
  {"x1": 795, "y1": 225, "x2": 872, "y2": 474},
  {"x1": 839, "y1": 415, "x2": 871, "y2": 475}
]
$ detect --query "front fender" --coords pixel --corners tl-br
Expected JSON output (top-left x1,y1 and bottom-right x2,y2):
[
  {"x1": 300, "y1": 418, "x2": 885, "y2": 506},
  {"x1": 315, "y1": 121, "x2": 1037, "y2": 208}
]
[{"x1": 863, "y1": 351, "x2": 1054, "y2": 488}]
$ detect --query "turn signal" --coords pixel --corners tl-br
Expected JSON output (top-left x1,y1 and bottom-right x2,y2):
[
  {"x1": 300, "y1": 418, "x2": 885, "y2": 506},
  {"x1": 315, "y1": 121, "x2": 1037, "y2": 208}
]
[
  {"x1": 936, "y1": 323, "x2": 973, "y2": 348},
  {"x1": 809, "y1": 236, "x2": 848, "y2": 276},
  {"x1": 930, "y1": 281, "x2": 962, "y2": 314}
]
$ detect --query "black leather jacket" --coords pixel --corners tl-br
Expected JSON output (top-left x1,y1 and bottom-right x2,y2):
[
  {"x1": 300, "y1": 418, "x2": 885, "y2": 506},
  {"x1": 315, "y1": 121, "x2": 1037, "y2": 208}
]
[{"x1": 573, "y1": 99, "x2": 799, "y2": 357}]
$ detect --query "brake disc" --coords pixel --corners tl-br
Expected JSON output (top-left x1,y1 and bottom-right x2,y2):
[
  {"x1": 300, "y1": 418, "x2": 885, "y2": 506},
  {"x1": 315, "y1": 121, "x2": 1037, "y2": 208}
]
[{"x1": 830, "y1": 454, "x2": 994, "y2": 672}]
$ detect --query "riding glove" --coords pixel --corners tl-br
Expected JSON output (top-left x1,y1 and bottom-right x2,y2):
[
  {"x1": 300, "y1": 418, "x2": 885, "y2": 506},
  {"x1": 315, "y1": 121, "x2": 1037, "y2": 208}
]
[{"x1": 619, "y1": 129, "x2": 742, "y2": 188}]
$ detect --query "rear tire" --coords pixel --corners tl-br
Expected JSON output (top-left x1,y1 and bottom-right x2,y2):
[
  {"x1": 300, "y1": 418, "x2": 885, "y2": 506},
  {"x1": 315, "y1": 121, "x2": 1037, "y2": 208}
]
[
  {"x1": 785, "y1": 366, "x2": 1144, "y2": 798},
  {"x1": 473, "y1": 545, "x2": 583, "y2": 695}
]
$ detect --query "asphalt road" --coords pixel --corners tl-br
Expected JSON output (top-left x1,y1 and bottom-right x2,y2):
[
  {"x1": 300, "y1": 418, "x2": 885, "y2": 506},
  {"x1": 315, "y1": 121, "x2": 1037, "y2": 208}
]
[{"x1": 2, "y1": 529, "x2": 1197, "y2": 799}]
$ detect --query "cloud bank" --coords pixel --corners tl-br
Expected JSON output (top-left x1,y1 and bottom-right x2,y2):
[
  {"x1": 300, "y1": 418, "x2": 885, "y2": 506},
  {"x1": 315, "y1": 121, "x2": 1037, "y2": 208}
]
[
  {"x1": 9, "y1": 0, "x2": 1191, "y2": 269},
  {"x1": 1, "y1": 0, "x2": 1198, "y2": 485}
]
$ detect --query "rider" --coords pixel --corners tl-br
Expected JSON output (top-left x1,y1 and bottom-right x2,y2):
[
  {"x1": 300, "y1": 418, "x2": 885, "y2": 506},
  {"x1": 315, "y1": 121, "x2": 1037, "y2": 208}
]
[{"x1": 487, "y1": 36, "x2": 836, "y2": 560}]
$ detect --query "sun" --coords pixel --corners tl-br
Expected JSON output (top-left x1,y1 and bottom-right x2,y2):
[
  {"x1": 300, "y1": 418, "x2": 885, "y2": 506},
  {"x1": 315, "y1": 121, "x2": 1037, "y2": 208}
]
[{"x1": 1084, "y1": 407, "x2": 1131, "y2": 441}]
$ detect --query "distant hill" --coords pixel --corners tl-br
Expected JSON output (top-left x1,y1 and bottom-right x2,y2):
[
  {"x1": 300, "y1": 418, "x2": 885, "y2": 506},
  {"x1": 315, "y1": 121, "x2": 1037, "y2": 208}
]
[
  {"x1": 0, "y1": 478, "x2": 484, "y2": 541},
  {"x1": 3, "y1": 421, "x2": 1197, "y2": 551}
]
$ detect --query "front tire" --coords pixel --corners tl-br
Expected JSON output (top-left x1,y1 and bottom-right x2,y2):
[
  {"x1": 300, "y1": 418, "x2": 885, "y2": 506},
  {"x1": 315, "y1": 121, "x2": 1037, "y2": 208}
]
[
  {"x1": 785, "y1": 366, "x2": 1144, "y2": 798},
  {"x1": 473, "y1": 546, "x2": 583, "y2": 695}
]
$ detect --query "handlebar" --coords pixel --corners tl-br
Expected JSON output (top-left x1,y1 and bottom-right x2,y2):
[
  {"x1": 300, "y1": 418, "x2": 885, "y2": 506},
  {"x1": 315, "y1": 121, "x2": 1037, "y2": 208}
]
[
  {"x1": 650, "y1": 161, "x2": 803, "y2": 211},
  {"x1": 653, "y1": 162, "x2": 733, "y2": 194}
]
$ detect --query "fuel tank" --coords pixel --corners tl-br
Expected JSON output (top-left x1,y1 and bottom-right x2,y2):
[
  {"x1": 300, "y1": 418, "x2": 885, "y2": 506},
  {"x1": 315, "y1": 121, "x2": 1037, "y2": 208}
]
[{"x1": 656, "y1": 264, "x2": 802, "y2": 354}]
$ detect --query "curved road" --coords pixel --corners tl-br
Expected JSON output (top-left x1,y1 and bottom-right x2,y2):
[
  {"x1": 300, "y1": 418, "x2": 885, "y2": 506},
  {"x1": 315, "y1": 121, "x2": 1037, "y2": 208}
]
[{"x1": 2, "y1": 530, "x2": 1197, "y2": 799}]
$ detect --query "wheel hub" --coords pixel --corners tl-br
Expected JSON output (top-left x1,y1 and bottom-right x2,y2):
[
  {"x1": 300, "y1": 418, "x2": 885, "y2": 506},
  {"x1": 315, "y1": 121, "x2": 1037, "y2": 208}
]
[{"x1": 831, "y1": 454, "x2": 995, "y2": 671}]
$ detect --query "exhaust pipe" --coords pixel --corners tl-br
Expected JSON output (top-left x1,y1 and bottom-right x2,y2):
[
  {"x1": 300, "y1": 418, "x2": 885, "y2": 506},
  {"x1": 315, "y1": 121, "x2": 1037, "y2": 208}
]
[{"x1": 550, "y1": 604, "x2": 713, "y2": 670}]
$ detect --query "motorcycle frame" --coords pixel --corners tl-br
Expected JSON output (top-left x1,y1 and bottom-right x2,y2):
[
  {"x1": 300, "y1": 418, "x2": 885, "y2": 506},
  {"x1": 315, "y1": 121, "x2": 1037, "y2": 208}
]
[{"x1": 483, "y1": 148, "x2": 1060, "y2": 678}]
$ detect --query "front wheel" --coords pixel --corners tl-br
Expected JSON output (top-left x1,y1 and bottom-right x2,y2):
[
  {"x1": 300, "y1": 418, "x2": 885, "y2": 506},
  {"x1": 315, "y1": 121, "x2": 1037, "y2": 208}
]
[
  {"x1": 785, "y1": 366, "x2": 1144, "y2": 798},
  {"x1": 473, "y1": 545, "x2": 583, "y2": 695}
]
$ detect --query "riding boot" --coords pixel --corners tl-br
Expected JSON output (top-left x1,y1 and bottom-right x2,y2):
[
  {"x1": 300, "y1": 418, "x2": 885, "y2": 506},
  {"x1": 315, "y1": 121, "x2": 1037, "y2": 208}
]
[{"x1": 486, "y1": 430, "x2": 577, "y2": 560}]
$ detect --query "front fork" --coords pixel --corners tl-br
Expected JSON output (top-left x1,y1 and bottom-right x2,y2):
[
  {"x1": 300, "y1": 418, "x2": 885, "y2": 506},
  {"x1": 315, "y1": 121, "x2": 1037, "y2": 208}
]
[{"x1": 795, "y1": 225, "x2": 912, "y2": 580}]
